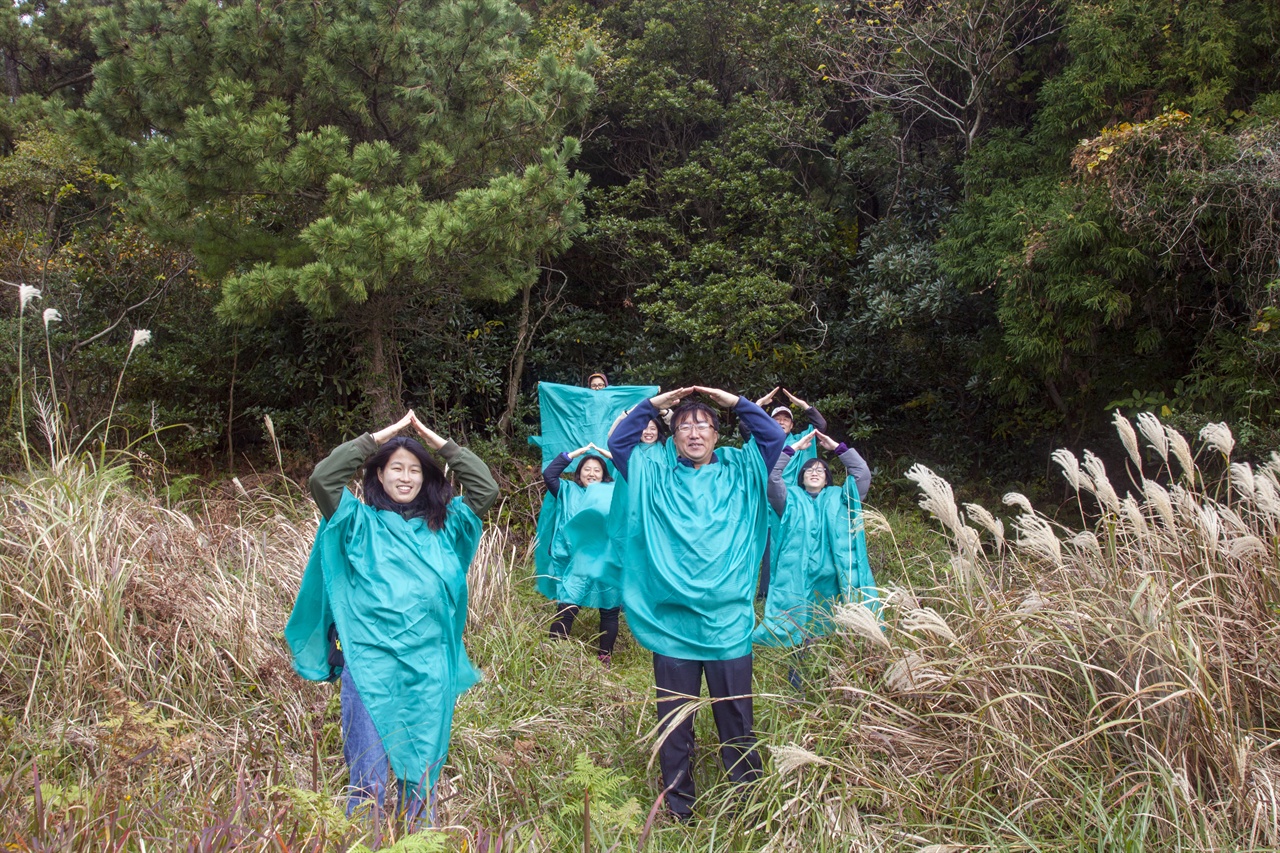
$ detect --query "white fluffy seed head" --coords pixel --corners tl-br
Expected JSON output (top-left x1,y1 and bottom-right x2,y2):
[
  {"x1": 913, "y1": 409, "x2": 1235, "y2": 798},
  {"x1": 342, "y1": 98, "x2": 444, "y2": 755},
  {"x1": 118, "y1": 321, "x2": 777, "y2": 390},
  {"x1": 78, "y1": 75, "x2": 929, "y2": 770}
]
[
  {"x1": 1012, "y1": 513, "x2": 1063, "y2": 566},
  {"x1": 903, "y1": 607, "x2": 958, "y2": 643},
  {"x1": 833, "y1": 602, "x2": 889, "y2": 649},
  {"x1": 769, "y1": 744, "x2": 827, "y2": 775},
  {"x1": 1003, "y1": 492, "x2": 1034, "y2": 515},
  {"x1": 1231, "y1": 463, "x2": 1257, "y2": 502},
  {"x1": 1081, "y1": 450, "x2": 1120, "y2": 513},
  {"x1": 884, "y1": 586, "x2": 920, "y2": 612},
  {"x1": 1227, "y1": 535, "x2": 1267, "y2": 560},
  {"x1": 18, "y1": 284, "x2": 41, "y2": 311},
  {"x1": 885, "y1": 652, "x2": 943, "y2": 693},
  {"x1": 1199, "y1": 422, "x2": 1235, "y2": 460},
  {"x1": 1051, "y1": 448, "x2": 1089, "y2": 491},
  {"x1": 1121, "y1": 495, "x2": 1148, "y2": 539},
  {"x1": 1143, "y1": 479, "x2": 1177, "y2": 531},
  {"x1": 962, "y1": 502, "x2": 1005, "y2": 545},
  {"x1": 1166, "y1": 426, "x2": 1195, "y2": 483},
  {"x1": 42, "y1": 308, "x2": 61, "y2": 329},
  {"x1": 1071, "y1": 530, "x2": 1102, "y2": 557},
  {"x1": 905, "y1": 464, "x2": 961, "y2": 534},
  {"x1": 1114, "y1": 410, "x2": 1142, "y2": 469},
  {"x1": 1136, "y1": 412, "x2": 1170, "y2": 462},
  {"x1": 129, "y1": 328, "x2": 152, "y2": 353},
  {"x1": 1195, "y1": 504, "x2": 1222, "y2": 557},
  {"x1": 1016, "y1": 591, "x2": 1045, "y2": 615}
]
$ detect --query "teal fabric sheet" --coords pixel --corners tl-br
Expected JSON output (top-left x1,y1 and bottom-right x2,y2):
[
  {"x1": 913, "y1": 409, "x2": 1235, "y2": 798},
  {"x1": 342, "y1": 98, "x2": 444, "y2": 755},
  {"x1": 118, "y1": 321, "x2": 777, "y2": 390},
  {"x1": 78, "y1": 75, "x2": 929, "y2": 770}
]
[
  {"x1": 531, "y1": 382, "x2": 656, "y2": 599},
  {"x1": 285, "y1": 491, "x2": 483, "y2": 793},
  {"x1": 753, "y1": 475, "x2": 878, "y2": 647},
  {"x1": 547, "y1": 480, "x2": 622, "y2": 608},
  {"x1": 619, "y1": 441, "x2": 770, "y2": 660}
]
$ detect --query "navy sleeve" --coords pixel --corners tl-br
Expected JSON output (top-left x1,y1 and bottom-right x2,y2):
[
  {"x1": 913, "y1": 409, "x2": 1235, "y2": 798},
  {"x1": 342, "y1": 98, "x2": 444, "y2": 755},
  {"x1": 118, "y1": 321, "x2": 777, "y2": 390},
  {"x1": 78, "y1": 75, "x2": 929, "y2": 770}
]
[
  {"x1": 608, "y1": 399, "x2": 659, "y2": 481},
  {"x1": 735, "y1": 396, "x2": 785, "y2": 471},
  {"x1": 542, "y1": 452, "x2": 572, "y2": 497}
]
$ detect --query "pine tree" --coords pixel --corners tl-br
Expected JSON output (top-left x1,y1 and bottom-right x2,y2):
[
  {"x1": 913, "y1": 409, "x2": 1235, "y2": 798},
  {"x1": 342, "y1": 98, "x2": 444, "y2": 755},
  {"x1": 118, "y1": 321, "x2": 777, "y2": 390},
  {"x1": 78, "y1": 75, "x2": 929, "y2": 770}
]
[{"x1": 74, "y1": 0, "x2": 595, "y2": 419}]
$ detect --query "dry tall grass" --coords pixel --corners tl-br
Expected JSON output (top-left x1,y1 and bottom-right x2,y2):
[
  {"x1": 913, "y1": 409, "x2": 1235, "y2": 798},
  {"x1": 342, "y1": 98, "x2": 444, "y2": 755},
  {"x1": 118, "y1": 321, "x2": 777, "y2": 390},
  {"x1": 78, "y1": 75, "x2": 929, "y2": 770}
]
[{"x1": 2, "y1": 414, "x2": 1278, "y2": 850}]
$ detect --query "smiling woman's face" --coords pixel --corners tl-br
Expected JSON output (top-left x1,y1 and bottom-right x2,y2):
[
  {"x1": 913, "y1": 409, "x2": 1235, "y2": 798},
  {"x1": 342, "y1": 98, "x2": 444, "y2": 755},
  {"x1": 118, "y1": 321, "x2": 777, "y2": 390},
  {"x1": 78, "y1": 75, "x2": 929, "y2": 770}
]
[
  {"x1": 377, "y1": 447, "x2": 424, "y2": 503},
  {"x1": 578, "y1": 458, "x2": 605, "y2": 485},
  {"x1": 641, "y1": 419, "x2": 660, "y2": 444}
]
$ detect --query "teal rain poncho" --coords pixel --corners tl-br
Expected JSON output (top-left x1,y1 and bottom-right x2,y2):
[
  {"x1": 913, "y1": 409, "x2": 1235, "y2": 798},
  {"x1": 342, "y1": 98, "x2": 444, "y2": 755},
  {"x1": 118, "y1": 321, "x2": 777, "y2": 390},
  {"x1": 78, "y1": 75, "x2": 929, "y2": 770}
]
[
  {"x1": 530, "y1": 382, "x2": 656, "y2": 600},
  {"x1": 285, "y1": 490, "x2": 482, "y2": 793},
  {"x1": 753, "y1": 474, "x2": 877, "y2": 648},
  {"x1": 780, "y1": 427, "x2": 818, "y2": 480},
  {"x1": 547, "y1": 479, "x2": 621, "y2": 608},
  {"x1": 619, "y1": 442, "x2": 771, "y2": 660}
]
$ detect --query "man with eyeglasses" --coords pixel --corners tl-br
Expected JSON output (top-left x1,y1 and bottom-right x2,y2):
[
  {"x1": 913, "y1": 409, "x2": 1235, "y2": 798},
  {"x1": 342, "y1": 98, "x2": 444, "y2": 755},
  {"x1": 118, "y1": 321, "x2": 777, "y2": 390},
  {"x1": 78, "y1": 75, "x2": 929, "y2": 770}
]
[{"x1": 608, "y1": 385, "x2": 785, "y2": 822}]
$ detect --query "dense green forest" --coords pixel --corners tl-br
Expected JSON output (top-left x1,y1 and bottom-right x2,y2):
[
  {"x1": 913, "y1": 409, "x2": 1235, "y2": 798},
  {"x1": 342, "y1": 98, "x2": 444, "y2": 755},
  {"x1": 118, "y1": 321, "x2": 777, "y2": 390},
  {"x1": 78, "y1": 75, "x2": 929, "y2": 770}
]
[{"x1": 3, "y1": 0, "x2": 1279, "y2": 483}]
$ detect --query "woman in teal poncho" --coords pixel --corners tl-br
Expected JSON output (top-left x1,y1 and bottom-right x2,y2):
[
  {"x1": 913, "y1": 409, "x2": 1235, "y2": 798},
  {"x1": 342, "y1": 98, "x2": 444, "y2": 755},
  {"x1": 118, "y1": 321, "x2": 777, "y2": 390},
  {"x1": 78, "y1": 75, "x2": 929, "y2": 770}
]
[
  {"x1": 285, "y1": 410, "x2": 498, "y2": 825},
  {"x1": 542, "y1": 444, "x2": 623, "y2": 664},
  {"x1": 755, "y1": 429, "x2": 876, "y2": 652}
]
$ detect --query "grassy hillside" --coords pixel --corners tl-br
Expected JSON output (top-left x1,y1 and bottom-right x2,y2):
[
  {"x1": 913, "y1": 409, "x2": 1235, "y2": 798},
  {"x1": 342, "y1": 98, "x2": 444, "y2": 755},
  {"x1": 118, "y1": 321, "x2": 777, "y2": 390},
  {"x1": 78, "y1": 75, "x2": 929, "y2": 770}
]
[{"x1": 1, "y1": 416, "x2": 1278, "y2": 851}]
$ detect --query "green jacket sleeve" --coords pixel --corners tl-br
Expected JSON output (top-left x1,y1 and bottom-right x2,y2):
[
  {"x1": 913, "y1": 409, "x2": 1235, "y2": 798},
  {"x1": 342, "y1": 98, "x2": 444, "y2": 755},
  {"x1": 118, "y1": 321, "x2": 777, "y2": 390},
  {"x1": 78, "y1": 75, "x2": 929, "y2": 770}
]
[
  {"x1": 441, "y1": 440, "x2": 499, "y2": 516},
  {"x1": 309, "y1": 433, "x2": 379, "y2": 520}
]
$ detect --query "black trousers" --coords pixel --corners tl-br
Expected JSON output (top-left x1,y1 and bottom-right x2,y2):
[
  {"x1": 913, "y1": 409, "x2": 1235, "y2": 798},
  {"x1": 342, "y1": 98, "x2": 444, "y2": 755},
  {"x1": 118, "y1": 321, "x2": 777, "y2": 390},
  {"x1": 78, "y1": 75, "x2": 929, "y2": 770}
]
[
  {"x1": 550, "y1": 603, "x2": 621, "y2": 656},
  {"x1": 652, "y1": 652, "x2": 762, "y2": 818}
]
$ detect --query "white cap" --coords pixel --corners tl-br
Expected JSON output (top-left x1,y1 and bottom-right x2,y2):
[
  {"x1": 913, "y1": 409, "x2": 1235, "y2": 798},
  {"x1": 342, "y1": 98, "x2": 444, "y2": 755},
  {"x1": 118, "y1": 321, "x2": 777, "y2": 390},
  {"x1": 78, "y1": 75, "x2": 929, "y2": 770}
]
[{"x1": 771, "y1": 406, "x2": 793, "y2": 419}]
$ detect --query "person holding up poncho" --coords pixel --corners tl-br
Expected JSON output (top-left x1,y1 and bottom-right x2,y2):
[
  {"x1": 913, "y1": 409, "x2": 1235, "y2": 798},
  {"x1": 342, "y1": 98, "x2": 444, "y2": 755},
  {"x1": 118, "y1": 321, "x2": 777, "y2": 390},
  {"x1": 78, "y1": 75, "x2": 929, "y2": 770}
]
[
  {"x1": 542, "y1": 443, "x2": 622, "y2": 664},
  {"x1": 285, "y1": 411, "x2": 498, "y2": 825},
  {"x1": 609, "y1": 386, "x2": 785, "y2": 822},
  {"x1": 754, "y1": 429, "x2": 876, "y2": 651}
]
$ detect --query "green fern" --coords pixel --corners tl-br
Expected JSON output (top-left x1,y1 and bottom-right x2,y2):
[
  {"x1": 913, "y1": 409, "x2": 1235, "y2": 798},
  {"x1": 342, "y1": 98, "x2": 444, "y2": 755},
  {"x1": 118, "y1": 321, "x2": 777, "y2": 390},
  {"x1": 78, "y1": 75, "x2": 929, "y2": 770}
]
[{"x1": 350, "y1": 829, "x2": 449, "y2": 853}]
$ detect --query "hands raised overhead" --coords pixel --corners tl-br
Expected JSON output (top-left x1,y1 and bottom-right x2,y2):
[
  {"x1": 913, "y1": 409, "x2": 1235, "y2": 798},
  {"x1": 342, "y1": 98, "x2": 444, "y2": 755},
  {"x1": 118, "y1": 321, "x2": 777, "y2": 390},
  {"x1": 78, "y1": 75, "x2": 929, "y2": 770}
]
[
  {"x1": 814, "y1": 430, "x2": 840, "y2": 452},
  {"x1": 371, "y1": 410, "x2": 447, "y2": 450},
  {"x1": 650, "y1": 386, "x2": 739, "y2": 410}
]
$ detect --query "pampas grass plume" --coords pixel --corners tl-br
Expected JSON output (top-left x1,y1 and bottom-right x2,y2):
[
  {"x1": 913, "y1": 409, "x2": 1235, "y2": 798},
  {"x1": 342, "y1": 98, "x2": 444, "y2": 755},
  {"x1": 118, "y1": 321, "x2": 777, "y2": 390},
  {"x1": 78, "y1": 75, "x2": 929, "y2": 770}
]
[
  {"x1": 834, "y1": 602, "x2": 890, "y2": 649},
  {"x1": 1200, "y1": 422, "x2": 1235, "y2": 460},
  {"x1": 1114, "y1": 410, "x2": 1143, "y2": 469},
  {"x1": 769, "y1": 744, "x2": 828, "y2": 775},
  {"x1": 903, "y1": 607, "x2": 958, "y2": 643},
  {"x1": 906, "y1": 464, "x2": 961, "y2": 534},
  {"x1": 963, "y1": 502, "x2": 1005, "y2": 546},
  {"x1": 1136, "y1": 412, "x2": 1170, "y2": 462}
]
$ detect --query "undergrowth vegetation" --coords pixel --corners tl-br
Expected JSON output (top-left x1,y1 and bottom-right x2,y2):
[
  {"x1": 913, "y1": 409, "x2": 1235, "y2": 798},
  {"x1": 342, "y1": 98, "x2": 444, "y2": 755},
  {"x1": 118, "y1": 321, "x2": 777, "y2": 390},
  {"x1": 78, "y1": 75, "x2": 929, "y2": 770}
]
[{"x1": 0, "y1": 413, "x2": 1277, "y2": 850}]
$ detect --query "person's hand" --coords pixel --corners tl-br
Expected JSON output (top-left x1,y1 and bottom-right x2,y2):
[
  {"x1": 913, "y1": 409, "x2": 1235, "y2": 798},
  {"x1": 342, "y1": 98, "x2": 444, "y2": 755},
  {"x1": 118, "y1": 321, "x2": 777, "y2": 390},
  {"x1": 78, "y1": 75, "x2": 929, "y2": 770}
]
[
  {"x1": 814, "y1": 430, "x2": 840, "y2": 451},
  {"x1": 409, "y1": 411, "x2": 447, "y2": 450},
  {"x1": 691, "y1": 386, "x2": 739, "y2": 407},
  {"x1": 588, "y1": 441, "x2": 613, "y2": 460},
  {"x1": 372, "y1": 411, "x2": 414, "y2": 444},
  {"x1": 783, "y1": 388, "x2": 810, "y2": 410},
  {"x1": 567, "y1": 444, "x2": 594, "y2": 459},
  {"x1": 650, "y1": 387, "x2": 693, "y2": 410},
  {"x1": 791, "y1": 430, "x2": 816, "y2": 451},
  {"x1": 755, "y1": 386, "x2": 780, "y2": 408}
]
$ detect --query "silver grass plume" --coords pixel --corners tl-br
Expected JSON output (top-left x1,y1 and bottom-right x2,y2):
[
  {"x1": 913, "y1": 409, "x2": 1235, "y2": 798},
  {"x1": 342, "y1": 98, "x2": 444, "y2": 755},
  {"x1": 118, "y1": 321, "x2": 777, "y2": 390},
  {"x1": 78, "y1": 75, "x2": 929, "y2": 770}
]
[
  {"x1": 885, "y1": 652, "x2": 942, "y2": 693},
  {"x1": 1228, "y1": 535, "x2": 1268, "y2": 560},
  {"x1": 1082, "y1": 450, "x2": 1121, "y2": 513},
  {"x1": 950, "y1": 553, "x2": 980, "y2": 585},
  {"x1": 863, "y1": 508, "x2": 894, "y2": 535},
  {"x1": 1254, "y1": 473, "x2": 1280, "y2": 522},
  {"x1": 833, "y1": 602, "x2": 890, "y2": 649},
  {"x1": 884, "y1": 586, "x2": 920, "y2": 612},
  {"x1": 1231, "y1": 462, "x2": 1257, "y2": 502},
  {"x1": 1003, "y1": 492, "x2": 1035, "y2": 516},
  {"x1": 1143, "y1": 479, "x2": 1177, "y2": 531},
  {"x1": 903, "y1": 607, "x2": 958, "y2": 643},
  {"x1": 1012, "y1": 513, "x2": 1063, "y2": 566},
  {"x1": 1016, "y1": 591, "x2": 1045, "y2": 615},
  {"x1": 1195, "y1": 504, "x2": 1222, "y2": 558},
  {"x1": 769, "y1": 744, "x2": 829, "y2": 776},
  {"x1": 1121, "y1": 495, "x2": 1148, "y2": 539},
  {"x1": 905, "y1": 464, "x2": 961, "y2": 534},
  {"x1": 963, "y1": 502, "x2": 1005, "y2": 547},
  {"x1": 1166, "y1": 426, "x2": 1196, "y2": 483},
  {"x1": 18, "y1": 284, "x2": 40, "y2": 311},
  {"x1": 1136, "y1": 412, "x2": 1170, "y2": 463},
  {"x1": 1071, "y1": 530, "x2": 1102, "y2": 558},
  {"x1": 1051, "y1": 448, "x2": 1091, "y2": 491},
  {"x1": 1114, "y1": 410, "x2": 1143, "y2": 469},
  {"x1": 1199, "y1": 422, "x2": 1235, "y2": 460}
]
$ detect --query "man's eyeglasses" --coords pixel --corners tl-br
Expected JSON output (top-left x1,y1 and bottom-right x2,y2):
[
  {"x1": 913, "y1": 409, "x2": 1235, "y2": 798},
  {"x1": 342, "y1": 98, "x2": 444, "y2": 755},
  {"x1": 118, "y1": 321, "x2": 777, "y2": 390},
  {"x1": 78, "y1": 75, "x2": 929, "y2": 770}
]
[{"x1": 674, "y1": 422, "x2": 716, "y2": 435}]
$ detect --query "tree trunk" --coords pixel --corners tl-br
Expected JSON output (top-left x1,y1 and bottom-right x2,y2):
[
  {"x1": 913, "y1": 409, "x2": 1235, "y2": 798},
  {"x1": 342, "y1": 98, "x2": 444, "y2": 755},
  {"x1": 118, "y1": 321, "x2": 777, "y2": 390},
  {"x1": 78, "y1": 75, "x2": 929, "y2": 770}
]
[
  {"x1": 497, "y1": 277, "x2": 535, "y2": 437},
  {"x1": 355, "y1": 292, "x2": 403, "y2": 426}
]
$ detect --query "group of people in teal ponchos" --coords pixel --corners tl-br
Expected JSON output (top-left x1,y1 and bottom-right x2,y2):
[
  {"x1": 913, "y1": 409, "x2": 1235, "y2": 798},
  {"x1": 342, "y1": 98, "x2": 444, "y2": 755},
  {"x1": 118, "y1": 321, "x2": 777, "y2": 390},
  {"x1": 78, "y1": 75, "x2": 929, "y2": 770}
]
[{"x1": 284, "y1": 377, "x2": 877, "y2": 828}]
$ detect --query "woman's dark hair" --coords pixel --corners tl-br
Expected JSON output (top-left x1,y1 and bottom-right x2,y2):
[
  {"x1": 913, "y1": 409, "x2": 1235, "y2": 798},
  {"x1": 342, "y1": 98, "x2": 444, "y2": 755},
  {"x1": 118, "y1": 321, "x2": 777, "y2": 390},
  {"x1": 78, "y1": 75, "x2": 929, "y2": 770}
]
[
  {"x1": 670, "y1": 400, "x2": 720, "y2": 432},
  {"x1": 797, "y1": 457, "x2": 833, "y2": 489},
  {"x1": 573, "y1": 454, "x2": 614, "y2": 486},
  {"x1": 362, "y1": 437, "x2": 453, "y2": 530}
]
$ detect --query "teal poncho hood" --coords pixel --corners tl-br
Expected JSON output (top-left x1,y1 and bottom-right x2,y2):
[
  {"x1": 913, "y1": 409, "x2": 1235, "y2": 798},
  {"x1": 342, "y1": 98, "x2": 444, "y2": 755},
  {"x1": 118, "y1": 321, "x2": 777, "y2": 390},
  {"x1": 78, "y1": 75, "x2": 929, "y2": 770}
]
[
  {"x1": 619, "y1": 442, "x2": 770, "y2": 660},
  {"x1": 530, "y1": 381, "x2": 655, "y2": 600},
  {"x1": 285, "y1": 491, "x2": 482, "y2": 793},
  {"x1": 753, "y1": 474, "x2": 877, "y2": 648}
]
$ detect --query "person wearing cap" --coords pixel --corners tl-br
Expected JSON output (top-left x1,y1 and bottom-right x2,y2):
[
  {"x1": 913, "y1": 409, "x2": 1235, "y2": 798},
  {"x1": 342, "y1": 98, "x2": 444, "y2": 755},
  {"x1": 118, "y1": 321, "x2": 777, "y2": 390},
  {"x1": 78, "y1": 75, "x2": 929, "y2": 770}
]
[
  {"x1": 608, "y1": 386, "x2": 785, "y2": 822},
  {"x1": 587, "y1": 372, "x2": 609, "y2": 390}
]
